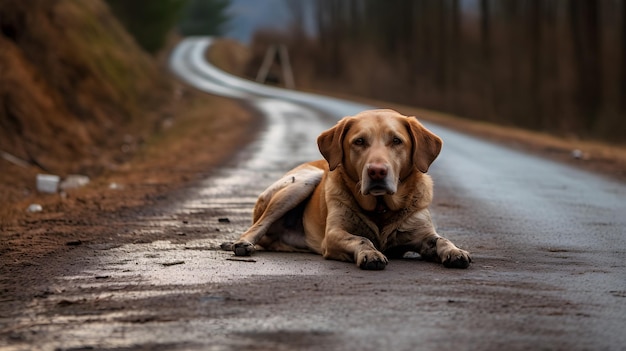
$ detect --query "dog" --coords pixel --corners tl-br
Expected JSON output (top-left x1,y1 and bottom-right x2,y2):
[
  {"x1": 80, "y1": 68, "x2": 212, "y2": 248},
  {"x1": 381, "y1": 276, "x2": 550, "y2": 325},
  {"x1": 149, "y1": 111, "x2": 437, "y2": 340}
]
[{"x1": 222, "y1": 109, "x2": 471, "y2": 270}]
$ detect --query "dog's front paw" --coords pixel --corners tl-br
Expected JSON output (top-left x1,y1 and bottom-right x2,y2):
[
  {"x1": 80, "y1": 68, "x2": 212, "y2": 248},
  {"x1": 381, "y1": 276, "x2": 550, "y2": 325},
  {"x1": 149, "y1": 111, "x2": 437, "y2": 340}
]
[
  {"x1": 441, "y1": 248, "x2": 472, "y2": 269},
  {"x1": 233, "y1": 240, "x2": 255, "y2": 256},
  {"x1": 357, "y1": 249, "x2": 388, "y2": 270}
]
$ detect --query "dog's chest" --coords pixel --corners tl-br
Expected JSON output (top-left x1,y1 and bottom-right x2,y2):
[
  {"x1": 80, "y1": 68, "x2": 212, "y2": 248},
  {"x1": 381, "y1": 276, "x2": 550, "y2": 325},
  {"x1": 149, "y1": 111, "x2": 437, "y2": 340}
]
[{"x1": 349, "y1": 209, "x2": 408, "y2": 250}]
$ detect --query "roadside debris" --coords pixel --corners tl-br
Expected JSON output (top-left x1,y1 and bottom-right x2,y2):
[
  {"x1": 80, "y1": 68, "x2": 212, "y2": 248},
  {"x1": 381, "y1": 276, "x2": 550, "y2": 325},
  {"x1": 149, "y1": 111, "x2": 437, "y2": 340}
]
[
  {"x1": 571, "y1": 149, "x2": 590, "y2": 160},
  {"x1": 60, "y1": 174, "x2": 90, "y2": 190},
  {"x1": 36, "y1": 174, "x2": 60, "y2": 193},
  {"x1": 161, "y1": 260, "x2": 185, "y2": 267},
  {"x1": 36, "y1": 174, "x2": 91, "y2": 193},
  {"x1": 109, "y1": 182, "x2": 123, "y2": 190},
  {"x1": 218, "y1": 217, "x2": 230, "y2": 223},
  {"x1": 26, "y1": 203, "x2": 43, "y2": 213},
  {"x1": 226, "y1": 257, "x2": 256, "y2": 263},
  {"x1": 1, "y1": 150, "x2": 30, "y2": 168}
]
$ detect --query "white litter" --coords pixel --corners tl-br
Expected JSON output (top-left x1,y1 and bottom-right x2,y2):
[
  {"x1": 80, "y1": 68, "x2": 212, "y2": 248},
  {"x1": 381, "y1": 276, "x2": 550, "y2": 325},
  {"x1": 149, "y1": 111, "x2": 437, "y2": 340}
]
[
  {"x1": 36, "y1": 174, "x2": 60, "y2": 193},
  {"x1": 109, "y1": 182, "x2": 123, "y2": 190},
  {"x1": 60, "y1": 174, "x2": 90, "y2": 190},
  {"x1": 27, "y1": 204, "x2": 43, "y2": 213}
]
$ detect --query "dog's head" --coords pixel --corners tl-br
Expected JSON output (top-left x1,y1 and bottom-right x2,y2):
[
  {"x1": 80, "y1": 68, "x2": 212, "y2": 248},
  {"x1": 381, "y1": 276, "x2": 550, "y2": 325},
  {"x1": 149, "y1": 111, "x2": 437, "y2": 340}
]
[{"x1": 318, "y1": 109, "x2": 442, "y2": 196}]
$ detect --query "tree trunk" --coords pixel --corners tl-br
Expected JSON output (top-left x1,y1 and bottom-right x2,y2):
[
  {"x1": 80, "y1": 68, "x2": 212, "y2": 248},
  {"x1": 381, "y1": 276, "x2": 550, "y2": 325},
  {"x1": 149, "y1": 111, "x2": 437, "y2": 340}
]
[
  {"x1": 480, "y1": 0, "x2": 495, "y2": 121},
  {"x1": 529, "y1": 0, "x2": 542, "y2": 129},
  {"x1": 621, "y1": 1, "x2": 626, "y2": 112},
  {"x1": 569, "y1": 0, "x2": 602, "y2": 132}
]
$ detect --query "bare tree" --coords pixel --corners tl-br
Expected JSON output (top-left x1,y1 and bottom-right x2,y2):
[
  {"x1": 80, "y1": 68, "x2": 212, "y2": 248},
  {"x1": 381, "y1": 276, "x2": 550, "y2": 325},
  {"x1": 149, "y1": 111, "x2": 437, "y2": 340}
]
[
  {"x1": 621, "y1": 1, "x2": 626, "y2": 112},
  {"x1": 569, "y1": 0, "x2": 602, "y2": 130},
  {"x1": 480, "y1": 0, "x2": 495, "y2": 121},
  {"x1": 281, "y1": 0, "x2": 623, "y2": 141}
]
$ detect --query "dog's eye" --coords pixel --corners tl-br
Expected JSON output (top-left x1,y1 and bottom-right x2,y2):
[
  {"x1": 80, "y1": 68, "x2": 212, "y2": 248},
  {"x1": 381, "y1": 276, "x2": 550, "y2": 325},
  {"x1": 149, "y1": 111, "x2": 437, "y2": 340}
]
[
  {"x1": 392, "y1": 137, "x2": 402, "y2": 145},
  {"x1": 353, "y1": 138, "x2": 365, "y2": 146}
]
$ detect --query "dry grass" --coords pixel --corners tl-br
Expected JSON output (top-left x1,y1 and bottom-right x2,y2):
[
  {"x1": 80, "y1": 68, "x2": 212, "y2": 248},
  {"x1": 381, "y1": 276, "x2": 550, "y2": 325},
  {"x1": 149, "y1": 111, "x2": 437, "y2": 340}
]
[
  {"x1": 206, "y1": 38, "x2": 251, "y2": 77},
  {"x1": 0, "y1": 88, "x2": 257, "y2": 226}
]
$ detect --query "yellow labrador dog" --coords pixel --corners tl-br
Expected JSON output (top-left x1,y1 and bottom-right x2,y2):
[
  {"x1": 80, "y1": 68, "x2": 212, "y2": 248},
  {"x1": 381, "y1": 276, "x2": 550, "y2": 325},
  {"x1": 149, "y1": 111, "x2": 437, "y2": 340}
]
[{"x1": 223, "y1": 109, "x2": 471, "y2": 270}]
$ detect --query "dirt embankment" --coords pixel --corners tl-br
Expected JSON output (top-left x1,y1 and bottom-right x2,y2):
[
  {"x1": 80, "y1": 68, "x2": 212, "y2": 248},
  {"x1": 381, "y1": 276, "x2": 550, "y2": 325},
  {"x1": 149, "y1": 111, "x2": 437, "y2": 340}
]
[
  {"x1": 0, "y1": 0, "x2": 164, "y2": 216},
  {"x1": 0, "y1": 1, "x2": 255, "y2": 224},
  {"x1": 0, "y1": 0, "x2": 259, "y2": 257}
]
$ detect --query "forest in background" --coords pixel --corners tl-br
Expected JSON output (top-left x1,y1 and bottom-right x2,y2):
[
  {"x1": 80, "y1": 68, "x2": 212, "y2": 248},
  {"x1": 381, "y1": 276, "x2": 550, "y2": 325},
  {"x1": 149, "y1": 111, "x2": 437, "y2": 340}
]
[
  {"x1": 105, "y1": 0, "x2": 230, "y2": 53},
  {"x1": 254, "y1": 0, "x2": 626, "y2": 142}
]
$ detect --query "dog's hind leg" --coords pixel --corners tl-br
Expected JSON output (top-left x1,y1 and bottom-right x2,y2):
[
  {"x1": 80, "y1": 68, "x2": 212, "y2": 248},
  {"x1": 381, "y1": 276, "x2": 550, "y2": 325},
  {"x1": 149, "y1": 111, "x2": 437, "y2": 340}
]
[{"x1": 226, "y1": 164, "x2": 323, "y2": 256}]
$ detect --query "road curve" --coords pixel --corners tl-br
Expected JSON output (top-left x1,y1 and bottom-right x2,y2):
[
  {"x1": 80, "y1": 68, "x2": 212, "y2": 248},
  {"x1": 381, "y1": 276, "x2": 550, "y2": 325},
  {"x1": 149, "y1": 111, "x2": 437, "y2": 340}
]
[
  {"x1": 170, "y1": 37, "x2": 369, "y2": 117},
  {"x1": 3, "y1": 37, "x2": 624, "y2": 351}
]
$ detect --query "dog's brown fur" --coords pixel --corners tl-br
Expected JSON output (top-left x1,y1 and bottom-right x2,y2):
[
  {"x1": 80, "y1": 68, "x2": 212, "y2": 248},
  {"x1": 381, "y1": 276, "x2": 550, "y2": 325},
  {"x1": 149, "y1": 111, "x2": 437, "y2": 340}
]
[{"x1": 224, "y1": 109, "x2": 471, "y2": 270}]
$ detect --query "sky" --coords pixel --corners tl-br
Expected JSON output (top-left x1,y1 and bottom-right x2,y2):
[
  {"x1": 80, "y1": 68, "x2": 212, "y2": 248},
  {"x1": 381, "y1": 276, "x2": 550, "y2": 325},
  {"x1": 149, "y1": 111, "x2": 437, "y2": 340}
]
[
  {"x1": 223, "y1": 0, "x2": 317, "y2": 44},
  {"x1": 221, "y1": 0, "x2": 480, "y2": 44}
]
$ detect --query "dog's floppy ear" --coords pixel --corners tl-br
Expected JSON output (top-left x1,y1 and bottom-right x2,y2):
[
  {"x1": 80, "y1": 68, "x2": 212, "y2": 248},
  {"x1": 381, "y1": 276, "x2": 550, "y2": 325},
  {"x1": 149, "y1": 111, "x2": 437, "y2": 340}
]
[
  {"x1": 318, "y1": 117, "x2": 353, "y2": 171},
  {"x1": 406, "y1": 116, "x2": 442, "y2": 173}
]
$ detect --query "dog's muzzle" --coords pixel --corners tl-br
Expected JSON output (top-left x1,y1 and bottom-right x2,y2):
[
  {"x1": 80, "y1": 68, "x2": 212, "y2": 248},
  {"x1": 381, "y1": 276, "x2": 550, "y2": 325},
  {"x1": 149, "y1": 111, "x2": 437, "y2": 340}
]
[{"x1": 362, "y1": 163, "x2": 396, "y2": 195}]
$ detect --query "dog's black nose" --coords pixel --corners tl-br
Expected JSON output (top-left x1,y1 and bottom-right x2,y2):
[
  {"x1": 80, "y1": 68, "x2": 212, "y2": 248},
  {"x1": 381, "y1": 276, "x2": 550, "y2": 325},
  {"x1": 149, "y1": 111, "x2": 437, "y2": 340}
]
[{"x1": 367, "y1": 164, "x2": 388, "y2": 180}]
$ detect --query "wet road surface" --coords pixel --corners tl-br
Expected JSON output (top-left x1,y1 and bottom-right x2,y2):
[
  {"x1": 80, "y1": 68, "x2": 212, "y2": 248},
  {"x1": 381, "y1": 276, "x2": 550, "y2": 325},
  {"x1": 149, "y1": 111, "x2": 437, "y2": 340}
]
[{"x1": 2, "y1": 37, "x2": 626, "y2": 350}]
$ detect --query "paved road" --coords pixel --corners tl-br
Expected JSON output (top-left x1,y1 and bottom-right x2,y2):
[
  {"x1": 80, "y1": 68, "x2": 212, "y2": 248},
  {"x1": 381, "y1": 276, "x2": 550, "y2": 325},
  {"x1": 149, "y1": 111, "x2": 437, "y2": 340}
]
[{"x1": 3, "y1": 37, "x2": 626, "y2": 351}]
